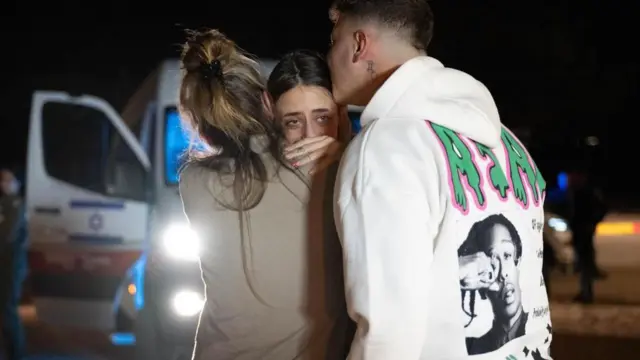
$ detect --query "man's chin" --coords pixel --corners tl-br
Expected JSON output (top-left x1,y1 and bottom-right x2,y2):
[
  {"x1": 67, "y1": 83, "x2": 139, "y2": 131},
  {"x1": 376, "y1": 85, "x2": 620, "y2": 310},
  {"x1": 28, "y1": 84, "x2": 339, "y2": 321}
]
[
  {"x1": 333, "y1": 89, "x2": 358, "y2": 107},
  {"x1": 504, "y1": 303, "x2": 522, "y2": 319},
  {"x1": 333, "y1": 95, "x2": 350, "y2": 107}
]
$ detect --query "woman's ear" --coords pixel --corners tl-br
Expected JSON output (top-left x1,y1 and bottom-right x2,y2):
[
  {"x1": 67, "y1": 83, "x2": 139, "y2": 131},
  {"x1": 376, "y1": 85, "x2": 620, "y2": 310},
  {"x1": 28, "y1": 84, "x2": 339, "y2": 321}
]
[{"x1": 261, "y1": 91, "x2": 274, "y2": 120}]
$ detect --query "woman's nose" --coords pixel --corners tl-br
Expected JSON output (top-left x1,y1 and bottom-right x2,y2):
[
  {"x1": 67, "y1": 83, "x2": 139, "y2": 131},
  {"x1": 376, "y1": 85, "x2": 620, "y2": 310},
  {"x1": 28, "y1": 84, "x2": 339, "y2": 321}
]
[{"x1": 305, "y1": 121, "x2": 324, "y2": 138}]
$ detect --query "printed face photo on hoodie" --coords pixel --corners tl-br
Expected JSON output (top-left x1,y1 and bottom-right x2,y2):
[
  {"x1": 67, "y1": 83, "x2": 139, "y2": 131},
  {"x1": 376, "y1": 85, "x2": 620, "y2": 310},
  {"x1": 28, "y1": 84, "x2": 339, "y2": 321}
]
[
  {"x1": 485, "y1": 223, "x2": 522, "y2": 321},
  {"x1": 458, "y1": 214, "x2": 524, "y2": 326}
]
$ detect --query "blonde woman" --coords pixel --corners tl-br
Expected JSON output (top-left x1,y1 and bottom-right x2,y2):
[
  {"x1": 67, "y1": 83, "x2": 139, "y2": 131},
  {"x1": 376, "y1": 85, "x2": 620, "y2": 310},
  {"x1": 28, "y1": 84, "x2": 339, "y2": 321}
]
[{"x1": 178, "y1": 29, "x2": 351, "y2": 360}]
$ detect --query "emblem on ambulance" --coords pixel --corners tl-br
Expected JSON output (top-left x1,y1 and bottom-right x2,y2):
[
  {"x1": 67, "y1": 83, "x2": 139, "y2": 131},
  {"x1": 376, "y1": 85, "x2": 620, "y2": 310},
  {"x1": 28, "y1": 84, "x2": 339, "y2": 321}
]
[{"x1": 89, "y1": 213, "x2": 103, "y2": 231}]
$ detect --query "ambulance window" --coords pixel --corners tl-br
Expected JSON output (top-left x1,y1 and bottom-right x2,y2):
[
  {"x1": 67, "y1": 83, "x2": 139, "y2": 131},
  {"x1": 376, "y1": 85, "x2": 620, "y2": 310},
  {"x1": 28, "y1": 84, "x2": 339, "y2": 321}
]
[
  {"x1": 41, "y1": 102, "x2": 147, "y2": 201},
  {"x1": 164, "y1": 107, "x2": 206, "y2": 185},
  {"x1": 105, "y1": 133, "x2": 148, "y2": 202}
]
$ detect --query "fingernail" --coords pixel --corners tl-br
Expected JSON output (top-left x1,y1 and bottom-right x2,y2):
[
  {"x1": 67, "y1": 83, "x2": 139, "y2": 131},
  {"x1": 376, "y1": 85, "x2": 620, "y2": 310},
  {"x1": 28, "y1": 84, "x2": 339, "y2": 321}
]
[{"x1": 292, "y1": 162, "x2": 299, "y2": 168}]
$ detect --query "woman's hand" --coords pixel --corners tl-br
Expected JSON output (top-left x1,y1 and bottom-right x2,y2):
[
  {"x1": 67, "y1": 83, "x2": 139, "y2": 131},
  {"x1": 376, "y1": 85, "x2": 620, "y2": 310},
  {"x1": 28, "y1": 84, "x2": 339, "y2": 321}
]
[
  {"x1": 284, "y1": 136, "x2": 344, "y2": 175},
  {"x1": 283, "y1": 105, "x2": 352, "y2": 175},
  {"x1": 459, "y1": 252, "x2": 499, "y2": 291}
]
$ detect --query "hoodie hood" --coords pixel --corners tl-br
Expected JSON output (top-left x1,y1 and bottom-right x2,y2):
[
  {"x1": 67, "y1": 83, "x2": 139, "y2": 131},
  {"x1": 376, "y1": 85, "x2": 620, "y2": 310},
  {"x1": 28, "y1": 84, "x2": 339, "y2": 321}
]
[{"x1": 360, "y1": 56, "x2": 502, "y2": 148}]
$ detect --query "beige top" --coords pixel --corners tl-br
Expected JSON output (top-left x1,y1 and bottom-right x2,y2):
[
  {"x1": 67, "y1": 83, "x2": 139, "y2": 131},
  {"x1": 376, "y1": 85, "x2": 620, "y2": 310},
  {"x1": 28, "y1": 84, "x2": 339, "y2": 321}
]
[{"x1": 179, "y1": 142, "x2": 350, "y2": 360}]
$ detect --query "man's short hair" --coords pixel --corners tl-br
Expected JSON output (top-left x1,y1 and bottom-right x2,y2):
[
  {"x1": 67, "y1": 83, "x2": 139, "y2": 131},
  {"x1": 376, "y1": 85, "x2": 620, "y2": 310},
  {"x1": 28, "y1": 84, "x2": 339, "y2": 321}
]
[{"x1": 331, "y1": 0, "x2": 434, "y2": 51}]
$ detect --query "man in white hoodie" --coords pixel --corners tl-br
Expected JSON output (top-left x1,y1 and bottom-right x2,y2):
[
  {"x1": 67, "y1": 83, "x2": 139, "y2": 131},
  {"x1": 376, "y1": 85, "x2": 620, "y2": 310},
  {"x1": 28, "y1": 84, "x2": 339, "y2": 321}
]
[{"x1": 327, "y1": 1, "x2": 552, "y2": 359}]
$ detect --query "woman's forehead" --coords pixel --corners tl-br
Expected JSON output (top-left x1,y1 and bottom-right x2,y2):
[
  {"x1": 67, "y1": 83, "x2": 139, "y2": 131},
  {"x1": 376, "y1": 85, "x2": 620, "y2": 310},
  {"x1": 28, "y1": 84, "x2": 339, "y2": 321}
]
[{"x1": 276, "y1": 85, "x2": 335, "y2": 111}]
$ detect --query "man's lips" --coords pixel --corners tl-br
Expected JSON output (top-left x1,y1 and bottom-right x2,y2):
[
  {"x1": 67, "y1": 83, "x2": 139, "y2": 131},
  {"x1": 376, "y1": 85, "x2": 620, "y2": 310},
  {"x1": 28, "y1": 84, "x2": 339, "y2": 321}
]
[{"x1": 501, "y1": 283, "x2": 515, "y2": 300}]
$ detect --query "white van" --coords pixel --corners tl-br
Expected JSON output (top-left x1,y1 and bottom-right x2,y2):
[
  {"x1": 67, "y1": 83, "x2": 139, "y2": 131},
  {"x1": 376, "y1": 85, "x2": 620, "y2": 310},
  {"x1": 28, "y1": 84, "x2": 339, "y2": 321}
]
[{"x1": 26, "y1": 58, "x2": 366, "y2": 359}]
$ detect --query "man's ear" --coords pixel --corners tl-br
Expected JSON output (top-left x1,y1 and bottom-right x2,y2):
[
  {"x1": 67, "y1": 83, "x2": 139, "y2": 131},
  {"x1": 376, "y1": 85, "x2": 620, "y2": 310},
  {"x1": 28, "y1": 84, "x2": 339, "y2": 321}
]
[
  {"x1": 261, "y1": 90, "x2": 274, "y2": 120},
  {"x1": 352, "y1": 29, "x2": 368, "y2": 62},
  {"x1": 329, "y1": 7, "x2": 339, "y2": 23}
]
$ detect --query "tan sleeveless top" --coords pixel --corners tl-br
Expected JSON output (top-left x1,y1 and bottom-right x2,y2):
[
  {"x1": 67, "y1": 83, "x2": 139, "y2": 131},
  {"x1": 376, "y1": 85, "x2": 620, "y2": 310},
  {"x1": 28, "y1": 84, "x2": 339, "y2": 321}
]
[{"x1": 179, "y1": 141, "x2": 351, "y2": 360}]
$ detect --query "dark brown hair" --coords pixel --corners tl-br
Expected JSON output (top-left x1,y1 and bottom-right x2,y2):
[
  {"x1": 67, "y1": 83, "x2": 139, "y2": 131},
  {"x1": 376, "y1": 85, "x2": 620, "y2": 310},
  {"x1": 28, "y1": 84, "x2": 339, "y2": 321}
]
[
  {"x1": 331, "y1": 0, "x2": 434, "y2": 51},
  {"x1": 179, "y1": 29, "x2": 282, "y2": 210},
  {"x1": 267, "y1": 50, "x2": 332, "y2": 103}
]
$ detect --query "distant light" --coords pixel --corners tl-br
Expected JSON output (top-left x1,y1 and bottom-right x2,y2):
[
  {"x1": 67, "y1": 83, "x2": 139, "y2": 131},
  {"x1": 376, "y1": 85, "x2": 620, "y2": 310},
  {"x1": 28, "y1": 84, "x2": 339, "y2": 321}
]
[
  {"x1": 585, "y1": 136, "x2": 599, "y2": 146},
  {"x1": 128, "y1": 283, "x2": 136, "y2": 295},
  {"x1": 548, "y1": 217, "x2": 568, "y2": 232},
  {"x1": 110, "y1": 332, "x2": 135, "y2": 346},
  {"x1": 558, "y1": 172, "x2": 568, "y2": 190}
]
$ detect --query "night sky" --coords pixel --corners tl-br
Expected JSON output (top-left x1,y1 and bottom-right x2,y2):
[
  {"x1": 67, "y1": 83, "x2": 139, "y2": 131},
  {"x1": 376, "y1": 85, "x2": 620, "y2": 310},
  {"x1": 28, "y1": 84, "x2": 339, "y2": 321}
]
[{"x1": 2, "y1": 1, "x2": 637, "y2": 204}]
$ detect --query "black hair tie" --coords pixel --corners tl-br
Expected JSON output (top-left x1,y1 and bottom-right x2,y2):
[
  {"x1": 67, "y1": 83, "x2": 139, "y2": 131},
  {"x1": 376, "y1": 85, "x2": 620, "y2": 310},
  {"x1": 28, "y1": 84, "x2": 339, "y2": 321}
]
[{"x1": 199, "y1": 59, "x2": 222, "y2": 80}]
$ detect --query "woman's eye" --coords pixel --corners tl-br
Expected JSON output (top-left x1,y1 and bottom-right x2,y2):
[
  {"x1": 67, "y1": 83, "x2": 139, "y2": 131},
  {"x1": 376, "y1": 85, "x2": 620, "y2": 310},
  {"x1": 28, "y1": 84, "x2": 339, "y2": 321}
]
[
  {"x1": 317, "y1": 116, "x2": 330, "y2": 125},
  {"x1": 284, "y1": 119, "x2": 300, "y2": 128}
]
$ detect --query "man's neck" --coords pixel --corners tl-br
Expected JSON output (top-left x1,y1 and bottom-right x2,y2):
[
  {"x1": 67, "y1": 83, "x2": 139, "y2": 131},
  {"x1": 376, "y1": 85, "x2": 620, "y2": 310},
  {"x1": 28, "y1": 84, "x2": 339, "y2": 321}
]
[
  {"x1": 358, "y1": 48, "x2": 424, "y2": 105},
  {"x1": 497, "y1": 305, "x2": 524, "y2": 330}
]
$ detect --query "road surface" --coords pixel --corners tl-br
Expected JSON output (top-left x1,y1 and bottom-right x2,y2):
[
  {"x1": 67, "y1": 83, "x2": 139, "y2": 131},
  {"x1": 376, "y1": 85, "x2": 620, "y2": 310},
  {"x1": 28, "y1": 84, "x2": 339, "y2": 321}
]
[
  {"x1": 20, "y1": 305, "x2": 131, "y2": 359},
  {"x1": 19, "y1": 301, "x2": 640, "y2": 360},
  {"x1": 14, "y1": 233, "x2": 640, "y2": 359}
]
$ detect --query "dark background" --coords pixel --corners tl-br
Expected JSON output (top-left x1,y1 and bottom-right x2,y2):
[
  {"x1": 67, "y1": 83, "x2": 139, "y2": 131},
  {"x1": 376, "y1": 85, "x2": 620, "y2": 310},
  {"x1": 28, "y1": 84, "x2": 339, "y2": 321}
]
[{"x1": 1, "y1": 1, "x2": 637, "y2": 206}]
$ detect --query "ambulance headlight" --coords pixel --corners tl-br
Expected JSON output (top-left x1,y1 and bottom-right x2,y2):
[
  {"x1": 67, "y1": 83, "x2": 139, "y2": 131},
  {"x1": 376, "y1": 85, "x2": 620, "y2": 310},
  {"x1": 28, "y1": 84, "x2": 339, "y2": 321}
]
[
  {"x1": 162, "y1": 223, "x2": 200, "y2": 261},
  {"x1": 548, "y1": 217, "x2": 568, "y2": 232},
  {"x1": 171, "y1": 290, "x2": 204, "y2": 317}
]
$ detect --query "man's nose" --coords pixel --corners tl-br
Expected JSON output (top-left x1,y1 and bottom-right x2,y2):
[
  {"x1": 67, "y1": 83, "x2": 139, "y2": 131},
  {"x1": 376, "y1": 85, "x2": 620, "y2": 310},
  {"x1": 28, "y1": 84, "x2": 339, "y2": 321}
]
[{"x1": 495, "y1": 259, "x2": 506, "y2": 281}]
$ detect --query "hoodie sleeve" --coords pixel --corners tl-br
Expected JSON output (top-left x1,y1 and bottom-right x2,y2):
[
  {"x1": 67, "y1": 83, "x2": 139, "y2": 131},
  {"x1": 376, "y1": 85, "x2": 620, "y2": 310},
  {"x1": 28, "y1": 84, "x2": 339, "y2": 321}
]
[{"x1": 337, "y1": 124, "x2": 437, "y2": 359}]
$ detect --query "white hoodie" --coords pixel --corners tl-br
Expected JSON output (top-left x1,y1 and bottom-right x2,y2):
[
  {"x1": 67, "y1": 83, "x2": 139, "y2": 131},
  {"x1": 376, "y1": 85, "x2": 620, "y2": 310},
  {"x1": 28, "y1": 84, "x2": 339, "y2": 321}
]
[{"x1": 335, "y1": 56, "x2": 552, "y2": 360}]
